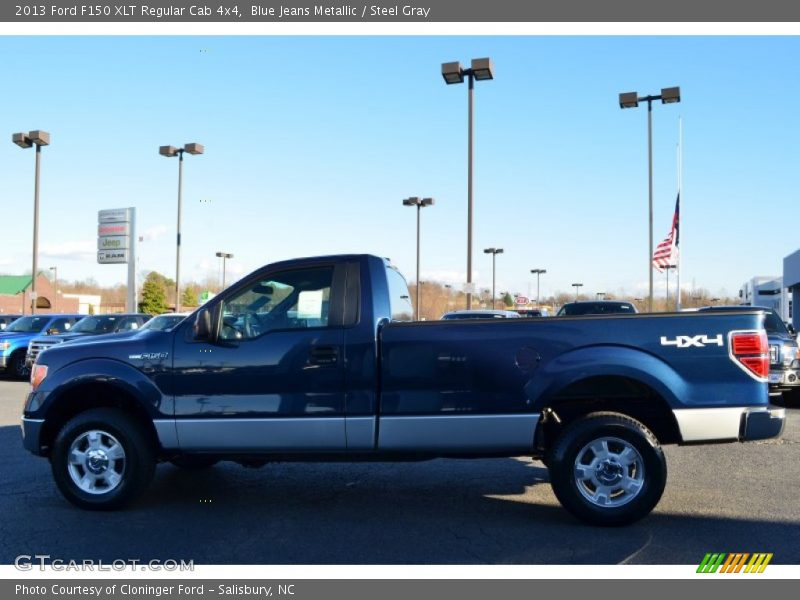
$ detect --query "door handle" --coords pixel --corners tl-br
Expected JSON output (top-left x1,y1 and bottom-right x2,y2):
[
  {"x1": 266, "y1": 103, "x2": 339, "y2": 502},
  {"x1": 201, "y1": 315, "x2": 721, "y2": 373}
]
[{"x1": 309, "y1": 346, "x2": 339, "y2": 366}]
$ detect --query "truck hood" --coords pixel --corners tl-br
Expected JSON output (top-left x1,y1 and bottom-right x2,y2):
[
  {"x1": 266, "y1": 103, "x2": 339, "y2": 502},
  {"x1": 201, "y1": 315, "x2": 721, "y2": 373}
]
[{"x1": 36, "y1": 329, "x2": 173, "y2": 369}]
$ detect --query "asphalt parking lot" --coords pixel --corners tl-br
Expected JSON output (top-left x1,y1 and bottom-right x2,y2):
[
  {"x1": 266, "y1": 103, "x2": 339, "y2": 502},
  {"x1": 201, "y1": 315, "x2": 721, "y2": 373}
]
[{"x1": 1, "y1": 376, "x2": 798, "y2": 565}]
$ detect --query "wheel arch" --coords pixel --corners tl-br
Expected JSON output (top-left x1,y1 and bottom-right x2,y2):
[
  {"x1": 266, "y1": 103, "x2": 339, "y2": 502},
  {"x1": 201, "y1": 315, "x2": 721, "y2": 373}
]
[
  {"x1": 527, "y1": 346, "x2": 686, "y2": 448},
  {"x1": 39, "y1": 379, "x2": 162, "y2": 457}
]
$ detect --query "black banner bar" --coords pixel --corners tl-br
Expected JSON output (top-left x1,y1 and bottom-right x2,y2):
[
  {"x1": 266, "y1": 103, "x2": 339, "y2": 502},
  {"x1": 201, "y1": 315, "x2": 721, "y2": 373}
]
[
  {"x1": 3, "y1": 579, "x2": 796, "y2": 600},
  {"x1": 3, "y1": 0, "x2": 800, "y2": 22}
]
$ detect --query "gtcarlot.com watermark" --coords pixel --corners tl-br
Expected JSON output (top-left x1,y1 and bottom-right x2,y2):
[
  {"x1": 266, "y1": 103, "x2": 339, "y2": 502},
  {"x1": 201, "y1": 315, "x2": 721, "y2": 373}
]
[{"x1": 14, "y1": 554, "x2": 194, "y2": 572}]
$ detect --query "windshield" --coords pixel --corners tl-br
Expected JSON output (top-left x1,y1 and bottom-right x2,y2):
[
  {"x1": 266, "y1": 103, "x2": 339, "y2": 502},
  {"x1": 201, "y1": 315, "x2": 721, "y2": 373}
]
[
  {"x1": 764, "y1": 310, "x2": 790, "y2": 335},
  {"x1": 141, "y1": 315, "x2": 185, "y2": 331},
  {"x1": 4, "y1": 316, "x2": 50, "y2": 333},
  {"x1": 71, "y1": 316, "x2": 121, "y2": 334}
]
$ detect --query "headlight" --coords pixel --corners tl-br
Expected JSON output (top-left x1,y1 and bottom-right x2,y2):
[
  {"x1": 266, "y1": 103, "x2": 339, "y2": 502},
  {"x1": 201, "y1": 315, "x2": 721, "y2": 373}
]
[
  {"x1": 783, "y1": 345, "x2": 798, "y2": 366},
  {"x1": 30, "y1": 364, "x2": 48, "y2": 391},
  {"x1": 0, "y1": 341, "x2": 10, "y2": 351}
]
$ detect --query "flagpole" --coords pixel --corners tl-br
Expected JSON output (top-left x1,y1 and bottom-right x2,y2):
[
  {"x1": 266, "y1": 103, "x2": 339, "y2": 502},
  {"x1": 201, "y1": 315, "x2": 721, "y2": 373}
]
[{"x1": 676, "y1": 116, "x2": 683, "y2": 311}]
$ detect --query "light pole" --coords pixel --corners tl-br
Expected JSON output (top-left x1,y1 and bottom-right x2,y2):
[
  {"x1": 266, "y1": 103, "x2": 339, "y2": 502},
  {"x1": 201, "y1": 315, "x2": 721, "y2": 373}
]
[
  {"x1": 442, "y1": 57, "x2": 494, "y2": 310},
  {"x1": 49, "y1": 266, "x2": 58, "y2": 311},
  {"x1": 403, "y1": 197, "x2": 435, "y2": 320},
  {"x1": 596, "y1": 292, "x2": 606, "y2": 300},
  {"x1": 160, "y1": 142, "x2": 204, "y2": 312},
  {"x1": 572, "y1": 282, "x2": 583, "y2": 301},
  {"x1": 619, "y1": 86, "x2": 681, "y2": 313},
  {"x1": 531, "y1": 268, "x2": 546, "y2": 308},
  {"x1": 483, "y1": 248, "x2": 504, "y2": 309},
  {"x1": 215, "y1": 251, "x2": 234, "y2": 290},
  {"x1": 12, "y1": 130, "x2": 50, "y2": 314}
]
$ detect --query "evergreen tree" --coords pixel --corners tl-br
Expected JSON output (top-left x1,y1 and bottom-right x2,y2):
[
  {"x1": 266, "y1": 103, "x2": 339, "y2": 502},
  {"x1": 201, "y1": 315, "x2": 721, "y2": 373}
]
[
  {"x1": 140, "y1": 273, "x2": 168, "y2": 315},
  {"x1": 181, "y1": 286, "x2": 198, "y2": 308},
  {"x1": 503, "y1": 292, "x2": 514, "y2": 308}
]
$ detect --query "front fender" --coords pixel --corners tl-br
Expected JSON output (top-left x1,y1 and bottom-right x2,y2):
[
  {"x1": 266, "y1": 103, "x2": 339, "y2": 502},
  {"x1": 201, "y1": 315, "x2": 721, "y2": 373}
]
[
  {"x1": 526, "y1": 345, "x2": 687, "y2": 410},
  {"x1": 27, "y1": 358, "x2": 170, "y2": 419}
]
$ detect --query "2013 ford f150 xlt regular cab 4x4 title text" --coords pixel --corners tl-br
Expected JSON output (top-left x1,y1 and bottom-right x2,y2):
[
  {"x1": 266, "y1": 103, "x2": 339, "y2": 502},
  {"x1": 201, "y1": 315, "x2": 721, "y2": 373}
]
[{"x1": 21, "y1": 254, "x2": 785, "y2": 526}]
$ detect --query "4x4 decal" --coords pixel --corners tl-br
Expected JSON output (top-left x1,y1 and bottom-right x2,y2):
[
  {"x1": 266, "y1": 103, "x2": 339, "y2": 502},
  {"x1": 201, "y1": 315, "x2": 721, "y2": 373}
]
[{"x1": 660, "y1": 334, "x2": 724, "y2": 348}]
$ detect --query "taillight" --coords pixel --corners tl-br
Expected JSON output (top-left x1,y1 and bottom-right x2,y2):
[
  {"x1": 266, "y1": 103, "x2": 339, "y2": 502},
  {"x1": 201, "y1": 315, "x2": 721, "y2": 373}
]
[
  {"x1": 30, "y1": 364, "x2": 48, "y2": 391},
  {"x1": 730, "y1": 330, "x2": 769, "y2": 380}
]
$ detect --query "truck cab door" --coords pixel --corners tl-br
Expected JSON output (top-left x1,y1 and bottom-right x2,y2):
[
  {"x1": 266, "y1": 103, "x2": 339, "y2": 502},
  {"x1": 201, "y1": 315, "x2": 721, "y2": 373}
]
[{"x1": 171, "y1": 263, "x2": 348, "y2": 452}]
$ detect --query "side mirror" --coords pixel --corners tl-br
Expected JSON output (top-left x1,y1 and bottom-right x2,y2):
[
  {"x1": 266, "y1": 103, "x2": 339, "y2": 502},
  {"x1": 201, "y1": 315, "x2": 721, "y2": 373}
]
[
  {"x1": 194, "y1": 309, "x2": 213, "y2": 341},
  {"x1": 788, "y1": 324, "x2": 797, "y2": 336}
]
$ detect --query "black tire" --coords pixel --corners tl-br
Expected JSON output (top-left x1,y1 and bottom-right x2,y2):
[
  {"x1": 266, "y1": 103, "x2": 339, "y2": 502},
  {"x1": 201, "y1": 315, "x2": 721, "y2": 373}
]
[
  {"x1": 50, "y1": 408, "x2": 155, "y2": 510},
  {"x1": 170, "y1": 455, "x2": 219, "y2": 470},
  {"x1": 10, "y1": 350, "x2": 29, "y2": 380},
  {"x1": 547, "y1": 412, "x2": 667, "y2": 527}
]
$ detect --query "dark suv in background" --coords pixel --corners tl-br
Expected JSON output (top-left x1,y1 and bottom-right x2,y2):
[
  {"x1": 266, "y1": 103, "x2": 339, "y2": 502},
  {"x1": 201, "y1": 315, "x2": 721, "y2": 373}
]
[{"x1": 556, "y1": 301, "x2": 637, "y2": 316}]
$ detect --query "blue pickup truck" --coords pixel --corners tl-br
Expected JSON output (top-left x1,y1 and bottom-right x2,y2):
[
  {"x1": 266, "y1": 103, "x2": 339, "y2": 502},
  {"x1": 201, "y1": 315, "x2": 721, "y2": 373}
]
[
  {"x1": 21, "y1": 255, "x2": 784, "y2": 525},
  {"x1": 0, "y1": 314, "x2": 82, "y2": 379}
]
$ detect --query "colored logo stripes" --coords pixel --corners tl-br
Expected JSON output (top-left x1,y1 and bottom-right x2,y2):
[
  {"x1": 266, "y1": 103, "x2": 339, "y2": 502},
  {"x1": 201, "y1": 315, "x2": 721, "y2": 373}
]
[{"x1": 697, "y1": 553, "x2": 773, "y2": 573}]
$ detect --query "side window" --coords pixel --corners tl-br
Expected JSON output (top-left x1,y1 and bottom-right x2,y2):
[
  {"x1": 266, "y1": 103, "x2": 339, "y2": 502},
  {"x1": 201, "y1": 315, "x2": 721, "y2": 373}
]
[
  {"x1": 386, "y1": 267, "x2": 413, "y2": 322},
  {"x1": 118, "y1": 318, "x2": 139, "y2": 331},
  {"x1": 49, "y1": 318, "x2": 71, "y2": 333},
  {"x1": 219, "y1": 266, "x2": 334, "y2": 340}
]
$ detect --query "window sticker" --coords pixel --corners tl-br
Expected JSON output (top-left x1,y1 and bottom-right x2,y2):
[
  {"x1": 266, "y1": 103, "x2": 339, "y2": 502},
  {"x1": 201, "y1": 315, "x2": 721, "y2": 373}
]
[{"x1": 297, "y1": 290, "x2": 324, "y2": 319}]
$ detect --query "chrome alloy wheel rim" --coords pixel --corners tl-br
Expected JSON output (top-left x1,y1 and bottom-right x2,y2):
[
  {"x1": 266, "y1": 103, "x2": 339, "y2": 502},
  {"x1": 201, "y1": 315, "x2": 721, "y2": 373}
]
[
  {"x1": 573, "y1": 436, "x2": 645, "y2": 508},
  {"x1": 67, "y1": 430, "x2": 126, "y2": 495}
]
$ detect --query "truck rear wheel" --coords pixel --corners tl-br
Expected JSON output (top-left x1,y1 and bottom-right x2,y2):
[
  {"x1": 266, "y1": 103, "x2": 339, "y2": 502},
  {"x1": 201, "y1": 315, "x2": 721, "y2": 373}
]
[
  {"x1": 547, "y1": 412, "x2": 666, "y2": 526},
  {"x1": 50, "y1": 408, "x2": 155, "y2": 510}
]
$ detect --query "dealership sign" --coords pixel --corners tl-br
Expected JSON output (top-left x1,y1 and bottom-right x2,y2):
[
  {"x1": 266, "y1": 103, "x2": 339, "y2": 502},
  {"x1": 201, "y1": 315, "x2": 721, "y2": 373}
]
[
  {"x1": 97, "y1": 208, "x2": 133, "y2": 263},
  {"x1": 98, "y1": 250, "x2": 129, "y2": 264}
]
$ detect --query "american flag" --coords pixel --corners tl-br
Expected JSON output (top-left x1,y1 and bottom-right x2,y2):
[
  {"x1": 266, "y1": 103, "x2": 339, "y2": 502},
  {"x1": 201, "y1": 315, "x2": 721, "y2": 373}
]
[{"x1": 652, "y1": 193, "x2": 680, "y2": 272}]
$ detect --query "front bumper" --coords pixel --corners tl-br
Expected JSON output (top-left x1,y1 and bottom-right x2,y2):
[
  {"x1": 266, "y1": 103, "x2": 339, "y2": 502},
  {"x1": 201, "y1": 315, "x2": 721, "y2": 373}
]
[
  {"x1": 0, "y1": 355, "x2": 7, "y2": 369},
  {"x1": 768, "y1": 367, "x2": 800, "y2": 388},
  {"x1": 21, "y1": 417, "x2": 45, "y2": 455}
]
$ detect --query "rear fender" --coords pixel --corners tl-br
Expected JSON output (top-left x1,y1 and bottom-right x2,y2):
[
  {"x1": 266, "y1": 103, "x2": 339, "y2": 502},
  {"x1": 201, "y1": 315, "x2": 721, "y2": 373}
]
[{"x1": 526, "y1": 345, "x2": 685, "y2": 411}]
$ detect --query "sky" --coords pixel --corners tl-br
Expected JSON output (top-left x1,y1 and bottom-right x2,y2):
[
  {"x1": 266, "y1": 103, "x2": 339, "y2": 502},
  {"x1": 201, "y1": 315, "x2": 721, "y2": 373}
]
[{"x1": 1, "y1": 35, "x2": 799, "y2": 300}]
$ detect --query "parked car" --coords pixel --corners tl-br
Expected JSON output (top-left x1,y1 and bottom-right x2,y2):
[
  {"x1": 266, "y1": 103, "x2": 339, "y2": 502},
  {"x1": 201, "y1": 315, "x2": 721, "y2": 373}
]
[
  {"x1": 23, "y1": 254, "x2": 783, "y2": 526},
  {"x1": 26, "y1": 313, "x2": 151, "y2": 368},
  {"x1": 441, "y1": 309, "x2": 523, "y2": 320},
  {"x1": 698, "y1": 305, "x2": 799, "y2": 400},
  {"x1": 0, "y1": 314, "x2": 22, "y2": 331},
  {"x1": 0, "y1": 314, "x2": 82, "y2": 379},
  {"x1": 557, "y1": 301, "x2": 638, "y2": 316}
]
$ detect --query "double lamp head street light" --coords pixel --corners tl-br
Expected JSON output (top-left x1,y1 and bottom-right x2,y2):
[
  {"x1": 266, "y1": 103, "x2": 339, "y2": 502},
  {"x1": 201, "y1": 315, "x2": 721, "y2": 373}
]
[
  {"x1": 215, "y1": 251, "x2": 234, "y2": 290},
  {"x1": 441, "y1": 57, "x2": 493, "y2": 311},
  {"x1": 572, "y1": 282, "x2": 584, "y2": 301},
  {"x1": 160, "y1": 142, "x2": 204, "y2": 312},
  {"x1": 403, "y1": 197, "x2": 435, "y2": 320},
  {"x1": 483, "y1": 247, "x2": 503, "y2": 309},
  {"x1": 619, "y1": 86, "x2": 681, "y2": 312},
  {"x1": 12, "y1": 130, "x2": 50, "y2": 314},
  {"x1": 530, "y1": 268, "x2": 546, "y2": 308}
]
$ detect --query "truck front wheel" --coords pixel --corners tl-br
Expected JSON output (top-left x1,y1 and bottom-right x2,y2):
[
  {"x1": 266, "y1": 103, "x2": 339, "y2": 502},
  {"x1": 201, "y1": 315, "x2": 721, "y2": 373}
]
[
  {"x1": 547, "y1": 412, "x2": 667, "y2": 526},
  {"x1": 50, "y1": 408, "x2": 155, "y2": 510}
]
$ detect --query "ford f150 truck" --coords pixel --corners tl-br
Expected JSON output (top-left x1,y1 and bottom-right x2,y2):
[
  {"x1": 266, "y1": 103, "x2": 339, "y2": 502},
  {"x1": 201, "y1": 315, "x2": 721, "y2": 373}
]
[{"x1": 21, "y1": 255, "x2": 785, "y2": 526}]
